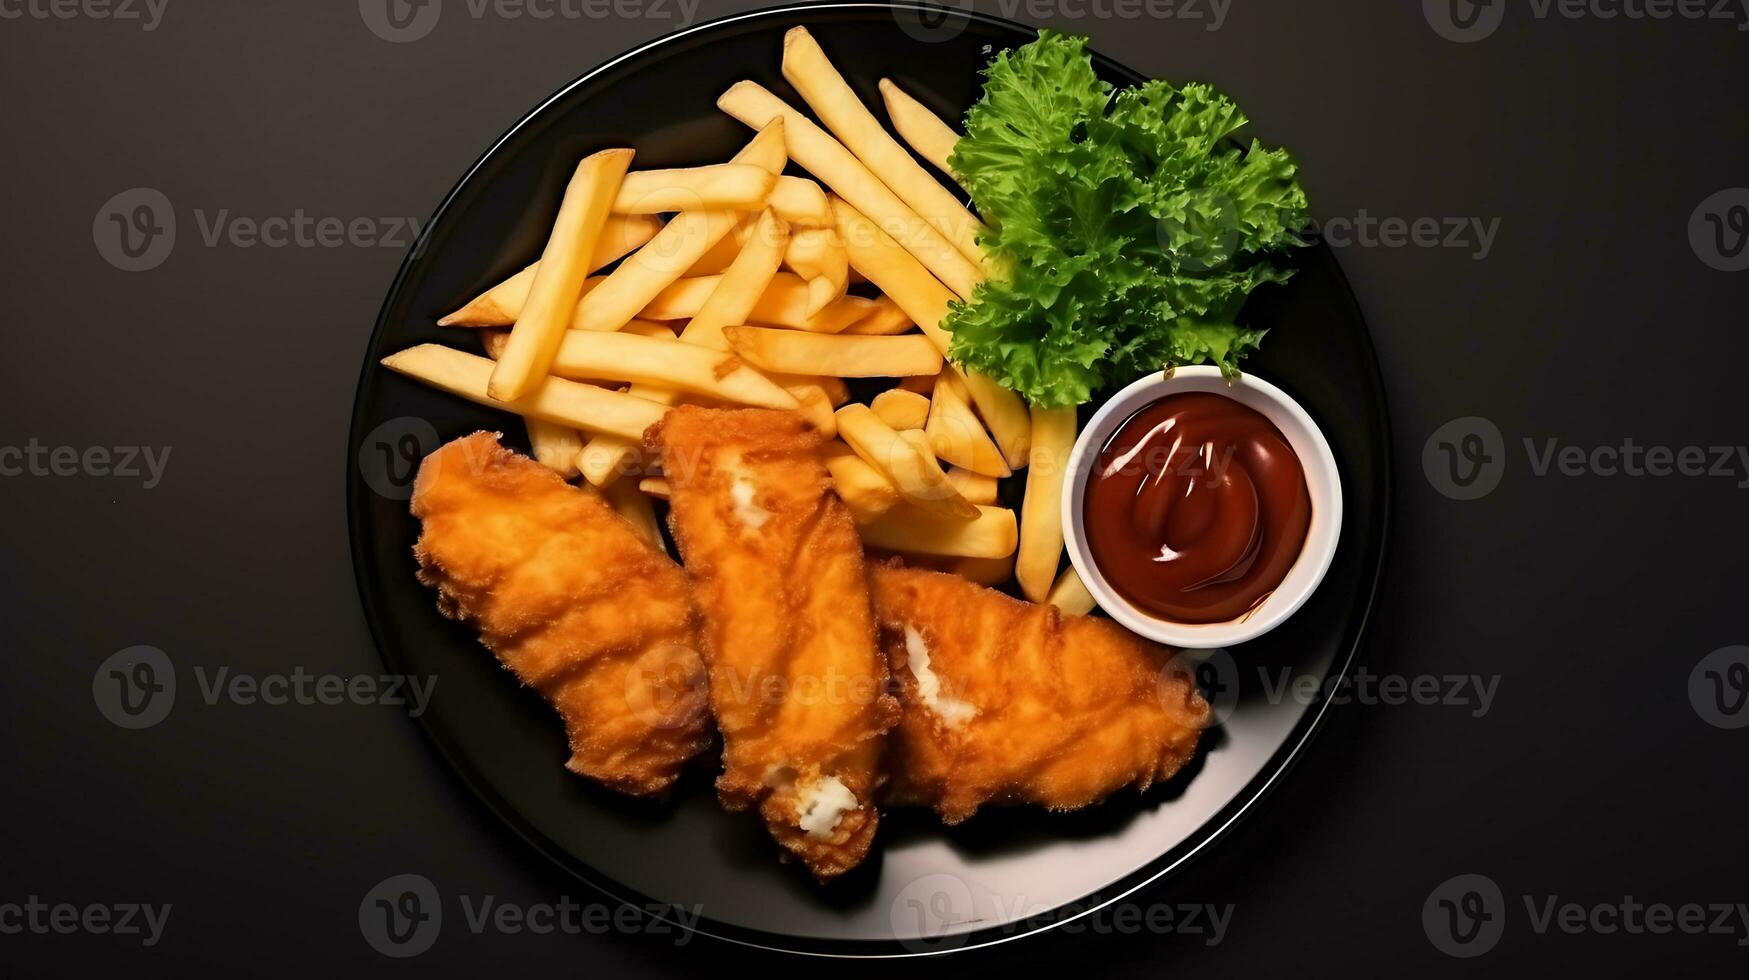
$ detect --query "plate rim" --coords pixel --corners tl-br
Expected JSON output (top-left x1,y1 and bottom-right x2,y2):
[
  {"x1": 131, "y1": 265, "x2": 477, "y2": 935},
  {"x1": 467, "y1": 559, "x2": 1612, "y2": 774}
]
[{"x1": 344, "y1": 0, "x2": 1395, "y2": 958}]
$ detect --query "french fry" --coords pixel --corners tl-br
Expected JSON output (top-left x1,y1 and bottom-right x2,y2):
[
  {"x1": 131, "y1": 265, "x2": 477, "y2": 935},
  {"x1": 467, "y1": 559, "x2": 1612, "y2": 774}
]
[
  {"x1": 479, "y1": 332, "x2": 587, "y2": 479},
  {"x1": 946, "y1": 554, "x2": 1016, "y2": 587},
  {"x1": 896, "y1": 428, "x2": 937, "y2": 462},
  {"x1": 637, "y1": 477, "x2": 671, "y2": 500},
  {"x1": 899, "y1": 373, "x2": 938, "y2": 396},
  {"x1": 735, "y1": 115, "x2": 789, "y2": 173},
  {"x1": 620, "y1": 319, "x2": 677, "y2": 339},
  {"x1": 843, "y1": 294, "x2": 914, "y2": 335},
  {"x1": 604, "y1": 477, "x2": 664, "y2": 550},
  {"x1": 488, "y1": 148, "x2": 634, "y2": 400},
  {"x1": 683, "y1": 214, "x2": 753, "y2": 275},
  {"x1": 836, "y1": 403, "x2": 977, "y2": 519},
  {"x1": 718, "y1": 80, "x2": 982, "y2": 300},
  {"x1": 945, "y1": 466, "x2": 1000, "y2": 506},
  {"x1": 956, "y1": 369, "x2": 1032, "y2": 470},
  {"x1": 1046, "y1": 566, "x2": 1098, "y2": 616},
  {"x1": 766, "y1": 372, "x2": 850, "y2": 407},
  {"x1": 833, "y1": 196, "x2": 959, "y2": 344},
  {"x1": 927, "y1": 370, "x2": 1011, "y2": 478},
  {"x1": 725, "y1": 327, "x2": 942, "y2": 377},
  {"x1": 678, "y1": 207, "x2": 790, "y2": 351},
  {"x1": 641, "y1": 273, "x2": 871, "y2": 333},
  {"x1": 870, "y1": 388, "x2": 931, "y2": 430},
  {"x1": 580, "y1": 207, "x2": 793, "y2": 485},
  {"x1": 438, "y1": 215, "x2": 662, "y2": 326},
  {"x1": 573, "y1": 122, "x2": 785, "y2": 333},
  {"x1": 767, "y1": 175, "x2": 833, "y2": 227},
  {"x1": 747, "y1": 374, "x2": 842, "y2": 435},
  {"x1": 481, "y1": 329, "x2": 587, "y2": 476},
  {"x1": 787, "y1": 382, "x2": 839, "y2": 437},
  {"x1": 832, "y1": 198, "x2": 1030, "y2": 467},
  {"x1": 440, "y1": 274, "x2": 603, "y2": 330},
  {"x1": 598, "y1": 216, "x2": 669, "y2": 262},
  {"x1": 859, "y1": 504, "x2": 1018, "y2": 559},
  {"x1": 1016, "y1": 405, "x2": 1078, "y2": 602},
  {"x1": 577, "y1": 438, "x2": 648, "y2": 488},
  {"x1": 783, "y1": 29, "x2": 985, "y2": 265},
  {"x1": 783, "y1": 229, "x2": 838, "y2": 276},
  {"x1": 637, "y1": 276, "x2": 721, "y2": 319},
  {"x1": 479, "y1": 327, "x2": 513, "y2": 360},
  {"x1": 612, "y1": 163, "x2": 777, "y2": 214},
  {"x1": 524, "y1": 420, "x2": 584, "y2": 478},
  {"x1": 803, "y1": 278, "x2": 838, "y2": 317},
  {"x1": 574, "y1": 209, "x2": 739, "y2": 332},
  {"x1": 879, "y1": 78, "x2": 965, "y2": 187},
  {"x1": 784, "y1": 226, "x2": 849, "y2": 316},
  {"x1": 789, "y1": 294, "x2": 875, "y2": 333},
  {"x1": 382, "y1": 345, "x2": 667, "y2": 441},
  {"x1": 824, "y1": 451, "x2": 900, "y2": 524},
  {"x1": 545, "y1": 330, "x2": 797, "y2": 409},
  {"x1": 483, "y1": 320, "x2": 670, "y2": 358}
]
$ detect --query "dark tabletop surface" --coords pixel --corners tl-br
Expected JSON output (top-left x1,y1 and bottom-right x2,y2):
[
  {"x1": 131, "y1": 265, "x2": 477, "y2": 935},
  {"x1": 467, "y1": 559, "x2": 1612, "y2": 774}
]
[{"x1": 3, "y1": 0, "x2": 1745, "y2": 975}]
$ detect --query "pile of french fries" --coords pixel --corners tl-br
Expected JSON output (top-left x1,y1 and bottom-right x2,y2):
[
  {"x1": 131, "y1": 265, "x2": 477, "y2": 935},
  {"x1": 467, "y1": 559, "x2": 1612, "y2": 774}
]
[{"x1": 383, "y1": 27, "x2": 1098, "y2": 616}]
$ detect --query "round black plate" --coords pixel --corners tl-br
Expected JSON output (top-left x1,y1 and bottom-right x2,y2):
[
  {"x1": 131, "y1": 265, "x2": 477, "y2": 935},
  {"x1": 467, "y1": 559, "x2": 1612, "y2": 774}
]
[{"x1": 346, "y1": 1, "x2": 1391, "y2": 958}]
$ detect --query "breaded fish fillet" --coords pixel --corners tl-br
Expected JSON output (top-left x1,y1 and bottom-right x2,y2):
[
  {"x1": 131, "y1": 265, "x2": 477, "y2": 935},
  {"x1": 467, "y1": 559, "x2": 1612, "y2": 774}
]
[
  {"x1": 410, "y1": 432, "x2": 712, "y2": 796},
  {"x1": 869, "y1": 563, "x2": 1210, "y2": 824},
  {"x1": 649, "y1": 407, "x2": 898, "y2": 879}
]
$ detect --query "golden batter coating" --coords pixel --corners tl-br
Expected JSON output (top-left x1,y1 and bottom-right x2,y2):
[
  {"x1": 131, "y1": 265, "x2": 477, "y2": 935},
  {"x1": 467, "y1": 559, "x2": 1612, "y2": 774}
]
[
  {"x1": 870, "y1": 563, "x2": 1210, "y2": 824},
  {"x1": 650, "y1": 407, "x2": 898, "y2": 879},
  {"x1": 411, "y1": 432, "x2": 712, "y2": 796}
]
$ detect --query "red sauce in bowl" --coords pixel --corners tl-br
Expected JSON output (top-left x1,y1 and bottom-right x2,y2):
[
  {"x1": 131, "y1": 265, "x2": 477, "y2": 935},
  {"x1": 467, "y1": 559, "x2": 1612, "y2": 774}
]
[{"x1": 1083, "y1": 392, "x2": 1312, "y2": 624}]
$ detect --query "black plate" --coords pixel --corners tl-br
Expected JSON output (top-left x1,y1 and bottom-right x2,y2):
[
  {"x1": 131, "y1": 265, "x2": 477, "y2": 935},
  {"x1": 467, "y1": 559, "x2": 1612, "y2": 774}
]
[{"x1": 346, "y1": 1, "x2": 1390, "y2": 957}]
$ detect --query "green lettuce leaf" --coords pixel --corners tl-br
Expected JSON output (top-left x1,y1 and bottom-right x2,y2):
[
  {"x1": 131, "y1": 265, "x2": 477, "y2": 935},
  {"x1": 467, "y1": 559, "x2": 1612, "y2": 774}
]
[{"x1": 944, "y1": 31, "x2": 1309, "y2": 407}]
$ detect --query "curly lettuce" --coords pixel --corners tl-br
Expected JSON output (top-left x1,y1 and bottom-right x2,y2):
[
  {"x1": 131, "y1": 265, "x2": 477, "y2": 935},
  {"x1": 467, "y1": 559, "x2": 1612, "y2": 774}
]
[{"x1": 945, "y1": 32, "x2": 1309, "y2": 407}]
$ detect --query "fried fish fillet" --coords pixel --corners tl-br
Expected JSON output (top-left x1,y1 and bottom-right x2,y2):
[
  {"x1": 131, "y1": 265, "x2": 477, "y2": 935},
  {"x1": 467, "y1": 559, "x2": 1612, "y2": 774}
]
[
  {"x1": 410, "y1": 431, "x2": 712, "y2": 796},
  {"x1": 870, "y1": 563, "x2": 1211, "y2": 824},
  {"x1": 649, "y1": 407, "x2": 898, "y2": 879}
]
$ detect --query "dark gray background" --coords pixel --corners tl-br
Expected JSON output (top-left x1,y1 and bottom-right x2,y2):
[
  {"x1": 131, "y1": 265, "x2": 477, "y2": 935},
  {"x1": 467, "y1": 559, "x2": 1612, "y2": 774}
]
[{"x1": 2, "y1": 0, "x2": 1745, "y2": 974}]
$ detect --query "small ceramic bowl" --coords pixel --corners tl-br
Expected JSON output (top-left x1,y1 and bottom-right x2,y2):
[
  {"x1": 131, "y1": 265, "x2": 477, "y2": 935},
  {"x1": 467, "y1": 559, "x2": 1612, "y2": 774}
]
[{"x1": 1061, "y1": 366, "x2": 1343, "y2": 649}]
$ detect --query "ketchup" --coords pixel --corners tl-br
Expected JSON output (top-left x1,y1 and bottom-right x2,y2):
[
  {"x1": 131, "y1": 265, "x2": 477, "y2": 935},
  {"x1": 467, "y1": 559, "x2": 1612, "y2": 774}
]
[{"x1": 1083, "y1": 392, "x2": 1311, "y2": 624}]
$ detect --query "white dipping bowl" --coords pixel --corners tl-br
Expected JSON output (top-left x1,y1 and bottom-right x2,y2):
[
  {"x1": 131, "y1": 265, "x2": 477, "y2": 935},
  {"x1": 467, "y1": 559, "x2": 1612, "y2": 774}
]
[{"x1": 1061, "y1": 366, "x2": 1343, "y2": 649}]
